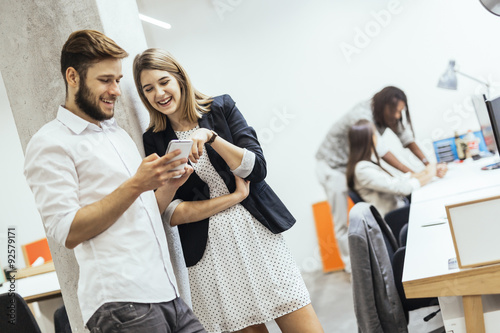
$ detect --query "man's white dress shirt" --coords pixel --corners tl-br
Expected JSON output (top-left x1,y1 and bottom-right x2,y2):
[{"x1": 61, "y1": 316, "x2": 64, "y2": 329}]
[{"x1": 24, "y1": 106, "x2": 179, "y2": 324}]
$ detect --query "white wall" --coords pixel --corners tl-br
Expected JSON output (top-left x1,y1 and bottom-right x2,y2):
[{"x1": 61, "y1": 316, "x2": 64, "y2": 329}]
[
  {"x1": 136, "y1": 0, "x2": 500, "y2": 271},
  {"x1": 0, "y1": 71, "x2": 44, "y2": 269}
]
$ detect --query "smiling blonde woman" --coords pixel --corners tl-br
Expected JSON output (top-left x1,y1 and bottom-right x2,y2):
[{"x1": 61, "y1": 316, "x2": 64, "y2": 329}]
[{"x1": 133, "y1": 48, "x2": 323, "y2": 333}]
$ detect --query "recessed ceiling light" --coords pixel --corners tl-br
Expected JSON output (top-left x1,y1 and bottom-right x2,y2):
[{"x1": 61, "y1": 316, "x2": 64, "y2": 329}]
[{"x1": 138, "y1": 13, "x2": 171, "y2": 30}]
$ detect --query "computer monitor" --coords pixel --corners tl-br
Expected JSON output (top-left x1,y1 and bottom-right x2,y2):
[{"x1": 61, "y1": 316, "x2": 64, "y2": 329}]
[
  {"x1": 472, "y1": 94, "x2": 497, "y2": 154},
  {"x1": 485, "y1": 96, "x2": 500, "y2": 153},
  {"x1": 481, "y1": 96, "x2": 500, "y2": 170}
]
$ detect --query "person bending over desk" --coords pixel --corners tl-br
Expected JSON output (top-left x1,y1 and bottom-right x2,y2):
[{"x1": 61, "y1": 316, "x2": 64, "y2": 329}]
[
  {"x1": 315, "y1": 86, "x2": 447, "y2": 272},
  {"x1": 346, "y1": 119, "x2": 436, "y2": 216}
]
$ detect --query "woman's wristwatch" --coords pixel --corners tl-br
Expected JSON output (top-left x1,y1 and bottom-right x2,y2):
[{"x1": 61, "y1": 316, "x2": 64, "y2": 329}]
[
  {"x1": 207, "y1": 130, "x2": 218, "y2": 145},
  {"x1": 422, "y1": 158, "x2": 429, "y2": 165}
]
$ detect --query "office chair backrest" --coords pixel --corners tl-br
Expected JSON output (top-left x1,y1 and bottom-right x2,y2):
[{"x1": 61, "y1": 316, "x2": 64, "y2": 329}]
[
  {"x1": 348, "y1": 202, "x2": 408, "y2": 333},
  {"x1": 392, "y1": 247, "x2": 440, "y2": 324},
  {"x1": 348, "y1": 189, "x2": 364, "y2": 204},
  {"x1": 54, "y1": 305, "x2": 72, "y2": 333},
  {"x1": 399, "y1": 223, "x2": 408, "y2": 247},
  {"x1": 369, "y1": 205, "x2": 399, "y2": 262},
  {"x1": 384, "y1": 205, "x2": 410, "y2": 247},
  {"x1": 0, "y1": 292, "x2": 42, "y2": 333}
]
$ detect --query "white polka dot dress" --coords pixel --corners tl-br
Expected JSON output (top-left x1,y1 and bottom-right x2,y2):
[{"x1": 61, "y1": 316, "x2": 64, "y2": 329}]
[{"x1": 176, "y1": 127, "x2": 311, "y2": 333}]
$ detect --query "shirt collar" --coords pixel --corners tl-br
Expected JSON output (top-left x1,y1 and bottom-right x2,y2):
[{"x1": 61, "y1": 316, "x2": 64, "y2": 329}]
[{"x1": 56, "y1": 106, "x2": 116, "y2": 134}]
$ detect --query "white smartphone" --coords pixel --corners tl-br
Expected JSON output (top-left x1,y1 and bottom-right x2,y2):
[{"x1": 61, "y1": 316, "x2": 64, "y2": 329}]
[{"x1": 166, "y1": 140, "x2": 193, "y2": 178}]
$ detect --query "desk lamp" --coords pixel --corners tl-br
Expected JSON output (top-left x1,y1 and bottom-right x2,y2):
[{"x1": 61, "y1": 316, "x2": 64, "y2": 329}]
[{"x1": 437, "y1": 60, "x2": 490, "y2": 98}]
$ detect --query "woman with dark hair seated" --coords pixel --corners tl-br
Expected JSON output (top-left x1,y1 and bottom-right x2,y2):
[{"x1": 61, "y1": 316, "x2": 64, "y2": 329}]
[{"x1": 346, "y1": 119, "x2": 435, "y2": 216}]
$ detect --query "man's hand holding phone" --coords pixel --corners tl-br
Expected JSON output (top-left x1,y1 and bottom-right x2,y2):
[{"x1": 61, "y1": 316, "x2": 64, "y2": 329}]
[{"x1": 132, "y1": 150, "x2": 189, "y2": 192}]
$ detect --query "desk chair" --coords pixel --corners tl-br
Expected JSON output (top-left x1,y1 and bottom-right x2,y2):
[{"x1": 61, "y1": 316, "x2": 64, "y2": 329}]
[
  {"x1": 392, "y1": 247, "x2": 440, "y2": 324},
  {"x1": 0, "y1": 292, "x2": 42, "y2": 333},
  {"x1": 349, "y1": 203, "x2": 443, "y2": 332},
  {"x1": 399, "y1": 223, "x2": 408, "y2": 247},
  {"x1": 348, "y1": 203, "x2": 408, "y2": 332},
  {"x1": 54, "y1": 305, "x2": 71, "y2": 333},
  {"x1": 384, "y1": 205, "x2": 410, "y2": 247},
  {"x1": 348, "y1": 189, "x2": 364, "y2": 205}
]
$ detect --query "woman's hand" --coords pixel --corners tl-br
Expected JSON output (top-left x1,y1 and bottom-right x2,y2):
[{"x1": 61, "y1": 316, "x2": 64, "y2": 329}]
[
  {"x1": 164, "y1": 165, "x2": 194, "y2": 189},
  {"x1": 189, "y1": 128, "x2": 212, "y2": 163},
  {"x1": 436, "y1": 163, "x2": 448, "y2": 178},
  {"x1": 233, "y1": 175, "x2": 250, "y2": 202},
  {"x1": 411, "y1": 164, "x2": 436, "y2": 187},
  {"x1": 425, "y1": 163, "x2": 437, "y2": 177}
]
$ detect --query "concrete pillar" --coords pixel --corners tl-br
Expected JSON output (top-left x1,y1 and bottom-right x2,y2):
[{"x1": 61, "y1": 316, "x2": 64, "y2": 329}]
[{"x1": 0, "y1": 1, "x2": 190, "y2": 331}]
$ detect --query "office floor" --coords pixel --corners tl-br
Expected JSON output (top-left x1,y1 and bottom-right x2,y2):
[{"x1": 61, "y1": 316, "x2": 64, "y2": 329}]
[
  {"x1": 264, "y1": 270, "x2": 445, "y2": 333},
  {"x1": 265, "y1": 270, "x2": 357, "y2": 332}
]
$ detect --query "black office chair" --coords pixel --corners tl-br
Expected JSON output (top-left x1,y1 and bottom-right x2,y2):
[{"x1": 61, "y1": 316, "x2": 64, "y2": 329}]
[
  {"x1": 393, "y1": 247, "x2": 441, "y2": 324},
  {"x1": 373, "y1": 209, "x2": 441, "y2": 328},
  {"x1": 369, "y1": 205, "x2": 399, "y2": 264},
  {"x1": 399, "y1": 223, "x2": 409, "y2": 247},
  {"x1": 0, "y1": 292, "x2": 42, "y2": 333},
  {"x1": 348, "y1": 203, "x2": 408, "y2": 332},
  {"x1": 54, "y1": 305, "x2": 72, "y2": 333},
  {"x1": 350, "y1": 204, "x2": 443, "y2": 329},
  {"x1": 384, "y1": 205, "x2": 410, "y2": 247},
  {"x1": 348, "y1": 189, "x2": 364, "y2": 204}
]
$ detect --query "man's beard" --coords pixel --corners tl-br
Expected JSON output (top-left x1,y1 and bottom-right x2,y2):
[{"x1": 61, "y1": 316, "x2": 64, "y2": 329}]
[{"x1": 75, "y1": 78, "x2": 115, "y2": 122}]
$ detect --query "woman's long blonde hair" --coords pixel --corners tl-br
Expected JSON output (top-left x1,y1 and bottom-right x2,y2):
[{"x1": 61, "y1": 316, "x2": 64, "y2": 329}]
[{"x1": 133, "y1": 48, "x2": 212, "y2": 132}]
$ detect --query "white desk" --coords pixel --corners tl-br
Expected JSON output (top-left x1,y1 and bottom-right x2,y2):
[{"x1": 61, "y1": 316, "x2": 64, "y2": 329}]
[
  {"x1": 403, "y1": 157, "x2": 500, "y2": 333},
  {"x1": 411, "y1": 157, "x2": 500, "y2": 204},
  {"x1": 0, "y1": 265, "x2": 61, "y2": 303}
]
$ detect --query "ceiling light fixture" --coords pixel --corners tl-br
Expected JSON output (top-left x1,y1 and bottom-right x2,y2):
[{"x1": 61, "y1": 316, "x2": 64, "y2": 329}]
[{"x1": 138, "y1": 13, "x2": 171, "y2": 30}]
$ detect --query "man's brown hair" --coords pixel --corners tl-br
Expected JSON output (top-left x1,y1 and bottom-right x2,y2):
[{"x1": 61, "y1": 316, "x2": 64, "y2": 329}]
[{"x1": 60, "y1": 30, "x2": 128, "y2": 90}]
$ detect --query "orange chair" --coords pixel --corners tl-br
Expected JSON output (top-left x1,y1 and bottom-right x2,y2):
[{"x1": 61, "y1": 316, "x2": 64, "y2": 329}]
[{"x1": 312, "y1": 196, "x2": 357, "y2": 273}]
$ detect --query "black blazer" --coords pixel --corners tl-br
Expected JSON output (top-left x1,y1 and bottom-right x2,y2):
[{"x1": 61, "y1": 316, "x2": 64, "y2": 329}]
[{"x1": 143, "y1": 94, "x2": 296, "y2": 267}]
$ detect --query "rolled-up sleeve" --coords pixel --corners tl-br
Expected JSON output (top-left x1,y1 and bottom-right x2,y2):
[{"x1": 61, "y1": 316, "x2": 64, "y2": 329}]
[
  {"x1": 24, "y1": 135, "x2": 80, "y2": 246},
  {"x1": 231, "y1": 149, "x2": 255, "y2": 178},
  {"x1": 162, "y1": 199, "x2": 184, "y2": 226},
  {"x1": 219, "y1": 94, "x2": 267, "y2": 182}
]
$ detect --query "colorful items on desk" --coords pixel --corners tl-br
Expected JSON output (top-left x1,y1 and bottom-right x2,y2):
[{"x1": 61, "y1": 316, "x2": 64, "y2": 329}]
[{"x1": 433, "y1": 130, "x2": 489, "y2": 163}]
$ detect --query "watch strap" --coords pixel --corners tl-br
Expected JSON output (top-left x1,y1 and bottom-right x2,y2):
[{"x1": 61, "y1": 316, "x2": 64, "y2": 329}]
[{"x1": 207, "y1": 130, "x2": 218, "y2": 145}]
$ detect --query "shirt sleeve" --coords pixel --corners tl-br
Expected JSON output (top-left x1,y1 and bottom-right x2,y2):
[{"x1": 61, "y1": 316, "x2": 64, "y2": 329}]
[
  {"x1": 162, "y1": 199, "x2": 183, "y2": 225},
  {"x1": 402, "y1": 172, "x2": 421, "y2": 191},
  {"x1": 355, "y1": 162, "x2": 416, "y2": 196},
  {"x1": 230, "y1": 149, "x2": 256, "y2": 178},
  {"x1": 219, "y1": 94, "x2": 267, "y2": 182},
  {"x1": 375, "y1": 132, "x2": 389, "y2": 157},
  {"x1": 395, "y1": 121, "x2": 415, "y2": 147},
  {"x1": 24, "y1": 134, "x2": 80, "y2": 247}
]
